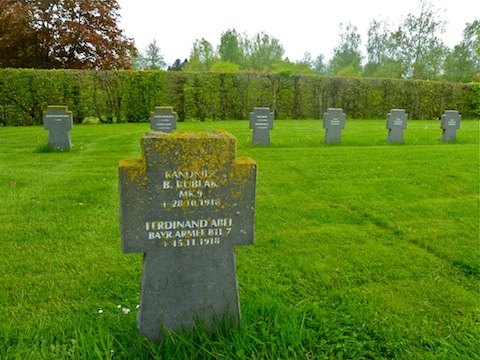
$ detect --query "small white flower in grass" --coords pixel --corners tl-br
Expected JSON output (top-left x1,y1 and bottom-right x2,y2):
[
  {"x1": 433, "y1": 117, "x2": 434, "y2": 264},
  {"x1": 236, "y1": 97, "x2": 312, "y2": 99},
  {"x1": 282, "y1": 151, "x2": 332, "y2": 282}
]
[
  {"x1": 98, "y1": 309, "x2": 104, "y2": 314},
  {"x1": 122, "y1": 307, "x2": 131, "y2": 314},
  {"x1": 136, "y1": 304, "x2": 140, "y2": 309},
  {"x1": 117, "y1": 305, "x2": 121, "y2": 308}
]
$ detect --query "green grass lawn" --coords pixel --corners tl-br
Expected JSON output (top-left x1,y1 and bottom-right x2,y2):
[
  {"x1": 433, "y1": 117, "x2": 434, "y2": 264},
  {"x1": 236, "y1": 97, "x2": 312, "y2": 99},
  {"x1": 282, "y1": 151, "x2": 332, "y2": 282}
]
[{"x1": 1, "y1": 120, "x2": 479, "y2": 359}]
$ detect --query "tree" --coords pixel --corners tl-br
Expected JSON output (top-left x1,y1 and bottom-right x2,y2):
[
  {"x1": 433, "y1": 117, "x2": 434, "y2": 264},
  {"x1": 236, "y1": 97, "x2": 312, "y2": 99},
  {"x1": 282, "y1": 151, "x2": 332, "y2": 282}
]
[
  {"x1": 218, "y1": 29, "x2": 244, "y2": 67},
  {"x1": 299, "y1": 52, "x2": 314, "y2": 70},
  {"x1": 292, "y1": 52, "x2": 316, "y2": 75},
  {"x1": 182, "y1": 30, "x2": 286, "y2": 72},
  {"x1": 365, "y1": 20, "x2": 387, "y2": 69},
  {"x1": 168, "y1": 59, "x2": 188, "y2": 71},
  {"x1": 246, "y1": 31, "x2": 285, "y2": 71},
  {"x1": 135, "y1": 39, "x2": 166, "y2": 70},
  {"x1": 210, "y1": 61, "x2": 240, "y2": 72},
  {"x1": 396, "y1": 0, "x2": 447, "y2": 79},
  {"x1": 364, "y1": 19, "x2": 404, "y2": 78},
  {"x1": 0, "y1": 0, "x2": 136, "y2": 69},
  {"x1": 477, "y1": 31, "x2": 480, "y2": 57},
  {"x1": 271, "y1": 57, "x2": 315, "y2": 76},
  {"x1": 185, "y1": 38, "x2": 217, "y2": 71},
  {"x1": 443, "y1": 20, "x2": 480, "y2": 82},
  {"x1": 0, "y1": 1, "x2": 38, "y2": 68},
  {"x1": 328, "y1": 22, "x2": 363, "y2": 76},
  {"x1": 313, "y1": 54, "x2": 327, "y2": 75}
]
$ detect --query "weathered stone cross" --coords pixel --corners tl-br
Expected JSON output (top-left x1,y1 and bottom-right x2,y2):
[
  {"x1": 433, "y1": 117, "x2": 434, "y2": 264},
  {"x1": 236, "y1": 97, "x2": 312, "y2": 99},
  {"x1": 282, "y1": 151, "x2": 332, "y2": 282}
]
[
  {"x1": 119, "y1": 131, "x2": 257, "y2": 341},
  {"x1": 43, "y1": 105, "x2": 73, "y2": 150},
  {"x1": 150, "y1": 106, "x2": 177, "y2": 133},
  {"x1": 440, "y1": 110, "x2": 461, "y2": 142},
  {"x1": 323, "y1": 108, "x2": 346, "y2": 144},
  {"x1": 250, "y1": 107, "x2": 274, "y2": 145},
  {"x1": 386, "y1": 109, "x2": 408, "y2": 143}
]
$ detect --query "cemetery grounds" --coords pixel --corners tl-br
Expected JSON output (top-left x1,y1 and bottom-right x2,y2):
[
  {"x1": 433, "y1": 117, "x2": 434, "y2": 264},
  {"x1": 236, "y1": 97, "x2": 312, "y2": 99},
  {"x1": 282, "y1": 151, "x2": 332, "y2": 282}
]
[{"x1": 0, "y1": 119, "x2": 478, "y2": 359}]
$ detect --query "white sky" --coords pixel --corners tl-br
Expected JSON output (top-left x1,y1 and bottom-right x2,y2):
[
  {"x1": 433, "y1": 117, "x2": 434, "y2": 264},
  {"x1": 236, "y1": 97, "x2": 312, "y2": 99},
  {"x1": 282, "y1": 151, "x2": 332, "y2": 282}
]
[{"x1": 117, "y1": 0, "x2": 478, "y2": 65}]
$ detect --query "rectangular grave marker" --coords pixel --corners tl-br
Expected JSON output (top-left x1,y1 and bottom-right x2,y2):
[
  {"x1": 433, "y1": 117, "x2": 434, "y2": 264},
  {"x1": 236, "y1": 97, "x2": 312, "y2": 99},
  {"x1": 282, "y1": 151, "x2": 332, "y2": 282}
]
[
  {"x1": 150, "y1": 106, "x2": 177, "y2": 133},
  {"x1": 43, "y1": 105, "x2": 73, "y2": 150},
  {"x1": 440, "y1": 110, "x2": 461, "y2": 142},
  {"x1": 119, "y1": 131, "x2": 257, "y2": 341},
  {"x1": 323, "y1": 108, "x2": 346, "y2": 144},
  {"x1": 386, "y1": 109, "x2": 408, "y2": 143},
  {"x1": 250, "y1": 107, "x2": 274, "y2": 145}
]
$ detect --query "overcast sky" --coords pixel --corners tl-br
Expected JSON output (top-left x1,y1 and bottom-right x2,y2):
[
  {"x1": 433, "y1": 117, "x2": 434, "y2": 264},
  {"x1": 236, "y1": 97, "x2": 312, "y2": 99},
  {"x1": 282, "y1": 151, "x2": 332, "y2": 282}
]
[{"x1": 117, "y1": 0, "x2": 478, "y2": 65}]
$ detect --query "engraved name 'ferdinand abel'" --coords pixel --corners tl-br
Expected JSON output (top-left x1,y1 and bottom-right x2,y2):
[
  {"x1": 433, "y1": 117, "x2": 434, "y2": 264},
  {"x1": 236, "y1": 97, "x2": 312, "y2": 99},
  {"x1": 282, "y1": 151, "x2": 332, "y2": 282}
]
[{"x1": 145, "y1": 218, "x2": 234, "y2": 247}]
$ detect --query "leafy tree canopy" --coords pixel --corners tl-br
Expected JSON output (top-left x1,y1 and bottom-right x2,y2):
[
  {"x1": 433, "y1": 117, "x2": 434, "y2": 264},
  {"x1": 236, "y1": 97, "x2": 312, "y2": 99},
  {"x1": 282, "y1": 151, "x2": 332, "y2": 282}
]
[
  {"x1": 168, "y1": 59, "x2": 188, "y2": 71},
  {"x1": 173, "y1": 1, "x2": 477, "y2": 82},
  {"x1": 0, "y1": 0, "x2": 136, "y2": 69},
  {"x1": 133, "y1": 39, "x2": 166, "y2": 70},
  {"x1": 329, "y1": 22, "x2": 363, "y2": 76}
]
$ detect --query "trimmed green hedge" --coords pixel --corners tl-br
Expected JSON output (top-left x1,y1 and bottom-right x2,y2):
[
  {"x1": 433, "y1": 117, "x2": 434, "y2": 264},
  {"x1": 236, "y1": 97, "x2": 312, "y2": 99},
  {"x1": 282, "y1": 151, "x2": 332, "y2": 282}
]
[{"x1": 0, "y1": 69, "x2": 477, "y2": 125}]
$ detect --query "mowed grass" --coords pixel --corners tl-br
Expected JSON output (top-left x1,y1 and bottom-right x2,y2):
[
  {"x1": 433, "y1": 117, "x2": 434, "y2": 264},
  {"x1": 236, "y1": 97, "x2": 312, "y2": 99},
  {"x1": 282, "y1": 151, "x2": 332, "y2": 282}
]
[{"x1": 0, "y1": 120, "x2": 478, "y2": 359}]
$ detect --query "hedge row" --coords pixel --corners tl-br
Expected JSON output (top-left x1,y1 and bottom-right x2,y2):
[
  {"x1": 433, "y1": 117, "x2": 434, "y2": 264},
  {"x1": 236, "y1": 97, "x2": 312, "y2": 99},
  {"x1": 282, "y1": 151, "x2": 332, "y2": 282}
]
[{"x1": 0, "y1": 69, "x2": 478, "y2": 125}]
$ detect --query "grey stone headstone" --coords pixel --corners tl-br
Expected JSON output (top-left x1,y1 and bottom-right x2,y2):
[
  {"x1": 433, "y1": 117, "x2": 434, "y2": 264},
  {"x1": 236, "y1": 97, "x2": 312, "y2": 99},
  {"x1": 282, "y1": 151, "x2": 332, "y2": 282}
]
[
  {"x1": 323, "y1": 108, "x2": 346, "y2": 144},
  {"x1": 386, "y1": 109, "x2": 408, "y2": 143},
  {"x1": 43, "y1": 106, "x2": 73, "y2": 150},
  {"x1": 119, "y1": 131, "x2": 257, "y2": 341},
  {"x1": 150, "y1": 107, "x2": 177, "y2": 133},
  {"x1": 440, "y1": 110, "x2": 461, "y2": 142},
  {"x1": 250, "y1": 107, "x2": 274, "y2": 145}
]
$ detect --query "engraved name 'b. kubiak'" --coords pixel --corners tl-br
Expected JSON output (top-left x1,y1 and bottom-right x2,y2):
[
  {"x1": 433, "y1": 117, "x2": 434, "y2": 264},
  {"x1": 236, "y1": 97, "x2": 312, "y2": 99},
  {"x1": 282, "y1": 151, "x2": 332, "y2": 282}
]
[{"x1": 119, "y1": 131, "x2": 257, "y2": 341}]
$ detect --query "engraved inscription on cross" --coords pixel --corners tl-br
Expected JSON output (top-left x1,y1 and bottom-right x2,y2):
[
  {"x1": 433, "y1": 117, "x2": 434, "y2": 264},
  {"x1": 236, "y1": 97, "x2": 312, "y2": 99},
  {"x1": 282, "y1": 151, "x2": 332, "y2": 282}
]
[
  {"x1": 386, "y1": 109, "x2": 408, "y2": 143},
  {"x1": 150, "y1": 106, "x2": 177, "y2": 133},
  {"x1": 323, "y1": 108, "x2": 346, "y2": 144},
  {"x1": 250, "y1": 107, "x2": 274, "y2": 145},
  {"x1": 119, "y1": 131, "x2": 257, "y2": 341},
  {"x1": 43, "y1": 105, "x2": 73, "y2": 150},
  {"x1": 440, "y1": 110, "x2": 461, "y2": 142}
]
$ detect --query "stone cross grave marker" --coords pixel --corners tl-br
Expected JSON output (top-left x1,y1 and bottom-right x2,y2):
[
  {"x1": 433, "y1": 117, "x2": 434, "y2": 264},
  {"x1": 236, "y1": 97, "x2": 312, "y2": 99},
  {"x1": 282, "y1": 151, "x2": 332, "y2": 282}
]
[
  {"x1": 43, "y1": 105, "x2": 73, "y2": 150},
  {"x1": 119, "y1": 131, "x2": 257, "y2": 341},
  {"x1": 440, "y1": 110, "x2": 461, "y2": 142},
  {"x1": 250, "y1": 107, "x2": 274, "y2": 145},
  {"x1": 323, "y1": 108, "x2": 346, "y2": 144},
  {"x1": 150, "y1": 106, "x2": 177, "y2": 133},
  {"x1": 386, "y1": 109, "x2": 408, "y2": 143}
]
